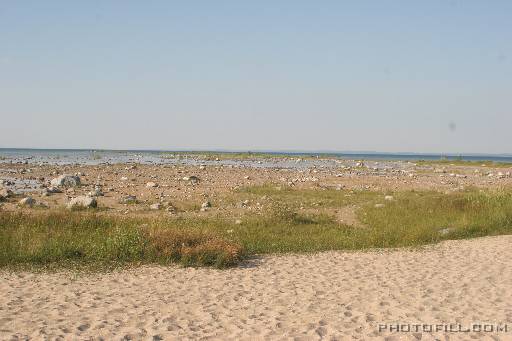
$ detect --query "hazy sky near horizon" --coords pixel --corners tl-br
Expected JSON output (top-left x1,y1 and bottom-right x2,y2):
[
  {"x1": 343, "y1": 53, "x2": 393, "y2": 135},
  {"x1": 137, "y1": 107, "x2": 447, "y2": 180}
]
[{"x1": 1, "y1": 1, "x2": 511, "y2": 153}]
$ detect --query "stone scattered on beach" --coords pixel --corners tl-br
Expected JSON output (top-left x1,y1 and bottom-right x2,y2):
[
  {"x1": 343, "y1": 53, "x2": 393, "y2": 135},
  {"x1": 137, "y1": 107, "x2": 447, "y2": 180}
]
[
  {"x1": 119, "y1": 195, "x2": 137, "y2": 204},
  {"x1": 374, "y1": 203, "x2": 385, "y2": 208},
  {"x1": 439, "y1": 227, "x2": 455, "y2": 235},
  {"x1": 146, "y1": 182, "x2": 158, "y2": 188},
  {"x1": 87, "y1": 187, "x2": 104, "y2": 197},
  {"x1": 150, "y1": 203, "x2": 161, "y2": 210},
  {"x1": 67, "y1": 196, "x2": 97, "y2": 209},
  {"x1": 0, "y1": 187, "x2": 13, "y2": 201},
  {"x1": 200, "y1": 201, "x2": 211, "y2": 211},
  {"x1": 50, "y1": 174, "x2": 81, "y2": 187},
  {"x1": 384, "y1": 195, "x2": 394, "y2": 201},
  {"x1": 18, "y1": 197, "x2": 36, "y2": 207},
  {"x1": 183, "y1": 176, "x2": 200, "y2": 184},
  {"x1": 41, "y1": 186, "x2": 62, "y2": 196}
]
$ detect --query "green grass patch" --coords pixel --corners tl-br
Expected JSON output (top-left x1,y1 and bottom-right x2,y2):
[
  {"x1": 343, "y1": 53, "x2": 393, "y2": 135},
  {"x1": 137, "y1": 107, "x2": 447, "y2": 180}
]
[{"x1": 2, "y1": 188, "x2": 512, "y2": 270}]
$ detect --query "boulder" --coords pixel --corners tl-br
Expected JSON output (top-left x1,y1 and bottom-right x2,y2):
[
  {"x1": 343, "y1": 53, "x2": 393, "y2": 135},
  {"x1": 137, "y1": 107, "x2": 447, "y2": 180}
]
[
  {"x1": 50, "y1": 174, "x2": 81, "y2": 187},
  {"x1": 67, "y1": 196, "x2": 97, "y2": 209},
  {"x1": 18, "y1": 197, "x2": 36, "y2": 207},
  {"x1": 0, "y1": 187, "x2": 12, "y2": 201}
]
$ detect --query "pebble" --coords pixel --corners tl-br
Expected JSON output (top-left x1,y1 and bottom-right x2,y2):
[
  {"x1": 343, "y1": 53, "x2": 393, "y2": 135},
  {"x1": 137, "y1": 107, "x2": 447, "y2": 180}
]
[
  {"x1": 150, "y1": 203, "x2": 161, "y2": 210},
  {"x1": 119, "y1": 195, "x2": 137, "y2": 204}
]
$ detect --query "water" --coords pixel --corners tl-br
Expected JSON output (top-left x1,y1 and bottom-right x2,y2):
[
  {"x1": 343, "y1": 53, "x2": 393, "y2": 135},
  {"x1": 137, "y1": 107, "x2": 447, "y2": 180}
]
[{"x1": 1, "y1": 148, "x2": 512, "y2": 168}]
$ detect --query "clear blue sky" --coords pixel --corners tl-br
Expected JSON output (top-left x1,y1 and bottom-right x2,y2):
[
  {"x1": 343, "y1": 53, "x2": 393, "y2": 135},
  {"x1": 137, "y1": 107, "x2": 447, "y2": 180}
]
[{"x1": 1, "y1": 1, "x2": 511, "y2": 153}]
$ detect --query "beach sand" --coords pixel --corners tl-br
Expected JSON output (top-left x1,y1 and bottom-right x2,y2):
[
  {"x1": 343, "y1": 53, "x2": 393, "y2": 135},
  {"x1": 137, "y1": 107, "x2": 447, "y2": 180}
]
[{"x1": 1, "y1": 236, "x2": 511, "y2": 340}]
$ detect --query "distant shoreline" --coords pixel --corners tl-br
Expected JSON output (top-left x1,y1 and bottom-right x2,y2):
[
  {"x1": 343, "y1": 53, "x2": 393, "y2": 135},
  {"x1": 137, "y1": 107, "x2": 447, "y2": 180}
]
[{"x1": 1, "y1": 148, "x2": 512, "y2": 163}]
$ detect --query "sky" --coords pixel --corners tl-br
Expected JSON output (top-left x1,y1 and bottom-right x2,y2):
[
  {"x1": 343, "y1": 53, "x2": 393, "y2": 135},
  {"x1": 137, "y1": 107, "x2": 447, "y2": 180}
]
[{"x1": 0, "y1": 1, "x2": 511, "y2": 154}]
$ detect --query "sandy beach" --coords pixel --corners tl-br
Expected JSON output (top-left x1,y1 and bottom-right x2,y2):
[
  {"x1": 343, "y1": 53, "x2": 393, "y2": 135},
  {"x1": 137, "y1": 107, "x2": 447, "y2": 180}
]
[{"x1": 2, "y1": 235, "x2": 511, "y2": 340}]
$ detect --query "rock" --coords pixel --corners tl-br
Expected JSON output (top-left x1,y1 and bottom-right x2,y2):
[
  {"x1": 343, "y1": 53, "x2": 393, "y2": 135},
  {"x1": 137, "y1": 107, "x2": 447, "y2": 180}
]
[
  {"x1": 240, "y1": 199, "x2": 250, "y2": 208},
  {"x1": 384, "y1": 195, "x2": 394, "y2": 201},
  {"x1": 67, "y1": 196, "x2": 97, "y2": 209},
  {"x1": 374, "y1": 203, "x2": 385, "y2": 208},
  {"x1": 50, "y1": 174, "x2": 81, "y2": 187},
  {"x1": 439, "y1": 227, "x2": 454, "y2": 235},
  {"x1": 120, "y1": 176, "x2": 129, "y2": 181},
  {"x1": 87, "y1": 188, "x2": 104, "y2": 197},
  {"x1": 0, "y1": 187, "x2": 12, "y2": 201},
  {"x1": 150, "y1": 203, "x2": 161, "y2": 210},
  {"x1": 41, "y1": 186, "x2": 62, "y2": 196},
  {"x1": 146, "y1": 182, "x2": 158, "y2": 188},
  {"x1": 200, "y1": 201, "x2": 211, "y2": 211},
  {"x1": 235, "y1": 219, "x2": 242, "y2": 225},
  {"x1": 183, "y1": 176, "x2": 200, "y2": 184},
  {"x1": 18, "y1": 197, "x2": 36, "y2": 207},
  {"x1": 119, "y1": 195, "x2": 137, "y2": 204}
]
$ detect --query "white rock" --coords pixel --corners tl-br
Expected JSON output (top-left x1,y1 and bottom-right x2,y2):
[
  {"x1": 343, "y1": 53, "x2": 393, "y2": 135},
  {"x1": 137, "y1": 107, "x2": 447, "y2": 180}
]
[
  {"x1": 0, "y1": 187, "x2": 12, "y2": 200},
  {"x1": 200, "y1": 201, "x2": 211, "y2": 211},
  {"x1": 150, "y1": 203, "x2": 161, "y2": 210},
  {"x1": 384, "y1": 195, "x2": 394, "y2": 201},
  {"x1": 18, "y1": 197, "x2": 36, "y2": 207},
  {"x1": 374, "y1": 203, "x2": 385, "y2": 208},
  {"x1": 87, "y1": 188, "x2": 104, "y2": 197},
  {"x1": 50, "y1": 174, "x2": 81, "y2": 187},
  {"x1": 146, "y1": 182, "x2": 158, "y2": 188},
  {"x1": 67, "y1": 196, "x2": 97, "y2": 209}
]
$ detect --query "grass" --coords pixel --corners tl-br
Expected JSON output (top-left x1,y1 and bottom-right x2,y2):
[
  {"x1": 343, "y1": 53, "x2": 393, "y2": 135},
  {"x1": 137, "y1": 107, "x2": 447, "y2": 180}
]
[
  {"x1": 0, "y1": 213, "x2": 243, "y2": 270},
  {"x1": 2, "y1": 187, "x2": 512, "y2": 270}
]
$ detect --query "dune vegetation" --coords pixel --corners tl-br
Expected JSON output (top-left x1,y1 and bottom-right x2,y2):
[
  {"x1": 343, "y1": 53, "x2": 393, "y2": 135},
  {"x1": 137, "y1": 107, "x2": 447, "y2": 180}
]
[{"x1": 2, "y1": 186, "x2": 512, "y2": 270}]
